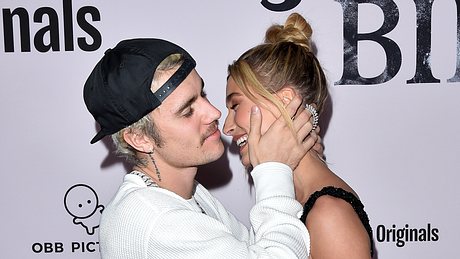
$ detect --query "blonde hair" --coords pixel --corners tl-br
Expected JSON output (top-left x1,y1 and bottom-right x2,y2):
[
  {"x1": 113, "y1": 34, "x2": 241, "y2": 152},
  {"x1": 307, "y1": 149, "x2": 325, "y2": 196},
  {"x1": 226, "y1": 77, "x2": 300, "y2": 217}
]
[
  {"x1": 228, "y1": 13, "x2": 328, "y2": 129},
  {"x1": 112, "y1": 54, "x2": 184, "y2": 165}
]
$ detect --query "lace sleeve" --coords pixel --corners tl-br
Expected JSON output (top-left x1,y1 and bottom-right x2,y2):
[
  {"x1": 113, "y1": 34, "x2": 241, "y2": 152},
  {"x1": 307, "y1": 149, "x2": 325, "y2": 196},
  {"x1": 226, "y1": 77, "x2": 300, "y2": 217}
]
[{"x1": 300, "y1": 186, "x2": 374, "y2": 257}]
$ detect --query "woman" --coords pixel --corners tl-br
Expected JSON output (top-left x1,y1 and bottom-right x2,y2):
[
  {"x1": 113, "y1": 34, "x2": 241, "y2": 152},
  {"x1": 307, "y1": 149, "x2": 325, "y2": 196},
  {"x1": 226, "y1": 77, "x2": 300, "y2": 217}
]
[{"x1": 223, "y1": 13, "x2": 374, "y2": 258}]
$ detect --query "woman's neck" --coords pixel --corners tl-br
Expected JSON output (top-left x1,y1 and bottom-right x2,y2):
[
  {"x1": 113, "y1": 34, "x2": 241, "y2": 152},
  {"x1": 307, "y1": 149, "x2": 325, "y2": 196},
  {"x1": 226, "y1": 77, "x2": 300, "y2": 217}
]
[
  {"x1": 293, "y1": 150, "x2": 336, "y2": 204},
  {"x1": 293, "y1": 150, "x2": 356, "y2": 205}
]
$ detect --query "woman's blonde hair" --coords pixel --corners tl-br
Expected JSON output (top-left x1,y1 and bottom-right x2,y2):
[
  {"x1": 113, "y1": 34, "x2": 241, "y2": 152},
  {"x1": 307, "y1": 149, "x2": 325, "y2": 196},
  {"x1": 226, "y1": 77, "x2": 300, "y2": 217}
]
[{"x1": 228, "y1": 13, "x2": 329, "y2": 128}]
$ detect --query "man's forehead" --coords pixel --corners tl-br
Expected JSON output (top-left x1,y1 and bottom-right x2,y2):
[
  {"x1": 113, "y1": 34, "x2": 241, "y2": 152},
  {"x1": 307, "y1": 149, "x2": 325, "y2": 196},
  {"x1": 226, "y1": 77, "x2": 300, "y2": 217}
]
[{"x1": 158, "y1": 69, "x2": 203, "y2": 109}]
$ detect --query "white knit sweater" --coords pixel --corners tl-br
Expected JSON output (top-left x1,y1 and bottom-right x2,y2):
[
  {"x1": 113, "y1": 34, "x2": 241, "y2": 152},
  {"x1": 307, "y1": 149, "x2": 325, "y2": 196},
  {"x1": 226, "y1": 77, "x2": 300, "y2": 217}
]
[{"x1": 99, "y1": 162, "x2": 310, "y2": 258}]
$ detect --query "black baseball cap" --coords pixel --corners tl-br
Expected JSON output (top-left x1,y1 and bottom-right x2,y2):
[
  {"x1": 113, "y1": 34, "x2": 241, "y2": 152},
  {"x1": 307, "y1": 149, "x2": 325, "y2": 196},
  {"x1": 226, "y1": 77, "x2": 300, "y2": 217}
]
[{"x1": 83, "y1": 38, "x2": 196, "y2": 144}]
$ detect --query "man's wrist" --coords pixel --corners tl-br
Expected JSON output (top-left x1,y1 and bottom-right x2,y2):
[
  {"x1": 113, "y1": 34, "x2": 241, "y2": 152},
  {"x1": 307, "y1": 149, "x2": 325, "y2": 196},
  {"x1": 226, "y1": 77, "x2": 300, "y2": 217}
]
[{"x1": 251, "y1": 162, "x2": 295, "y2": 202}]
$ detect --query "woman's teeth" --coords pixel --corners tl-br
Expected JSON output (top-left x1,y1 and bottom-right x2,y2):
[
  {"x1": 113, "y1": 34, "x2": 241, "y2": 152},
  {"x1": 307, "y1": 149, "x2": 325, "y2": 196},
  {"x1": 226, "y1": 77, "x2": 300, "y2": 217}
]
[{"x1": 236, "y1": 135, "x2": 248, "y2": 147}]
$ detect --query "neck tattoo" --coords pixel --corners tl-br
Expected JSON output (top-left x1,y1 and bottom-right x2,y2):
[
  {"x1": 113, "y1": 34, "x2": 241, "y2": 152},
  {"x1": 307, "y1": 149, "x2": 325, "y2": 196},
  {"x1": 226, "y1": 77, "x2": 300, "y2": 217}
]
[{"x1": 130, "y1": 170, "x2": 206, "y2": 215}]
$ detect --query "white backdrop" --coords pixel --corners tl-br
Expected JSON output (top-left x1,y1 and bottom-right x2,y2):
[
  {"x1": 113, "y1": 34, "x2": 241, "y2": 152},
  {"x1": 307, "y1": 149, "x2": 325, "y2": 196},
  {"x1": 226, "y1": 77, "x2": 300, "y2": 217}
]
[{"x1": 1, "y1": 0, "x2": 459, "y2": 258}]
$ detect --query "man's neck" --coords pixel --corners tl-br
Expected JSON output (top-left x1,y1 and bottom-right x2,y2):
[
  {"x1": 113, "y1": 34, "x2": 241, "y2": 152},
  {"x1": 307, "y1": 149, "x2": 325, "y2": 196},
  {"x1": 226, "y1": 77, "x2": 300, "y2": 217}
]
[{"x1": 133, "y1": 164, "x2": 198, "y2": 199}]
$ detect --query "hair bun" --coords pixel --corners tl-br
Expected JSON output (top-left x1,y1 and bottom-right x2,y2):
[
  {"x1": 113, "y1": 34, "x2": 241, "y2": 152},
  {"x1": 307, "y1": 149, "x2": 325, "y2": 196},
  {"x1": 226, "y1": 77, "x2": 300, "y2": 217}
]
[{"x1": 264, "y1": 13, "x2": 312, "y2": 51}]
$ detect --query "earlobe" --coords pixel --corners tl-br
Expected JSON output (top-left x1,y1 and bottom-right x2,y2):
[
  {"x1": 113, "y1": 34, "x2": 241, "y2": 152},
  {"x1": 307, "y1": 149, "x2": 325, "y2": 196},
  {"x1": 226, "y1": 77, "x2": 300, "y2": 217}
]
[
  {"x1": 277, "y1": 87, "x2": 296, "y2": 105},
  {"x1": 123, "y1": 130, "x2": 152, "y2": 153}
]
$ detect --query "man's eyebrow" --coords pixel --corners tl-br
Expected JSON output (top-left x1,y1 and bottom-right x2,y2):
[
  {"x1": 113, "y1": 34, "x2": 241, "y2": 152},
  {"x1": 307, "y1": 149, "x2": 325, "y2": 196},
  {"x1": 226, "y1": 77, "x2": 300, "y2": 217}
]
[
  {"x1": 174, "y1": 79, "x2": 205, "y2": 115},
  {"x1": 175, "y1": 95, "x2": 197, "y2": 115}
]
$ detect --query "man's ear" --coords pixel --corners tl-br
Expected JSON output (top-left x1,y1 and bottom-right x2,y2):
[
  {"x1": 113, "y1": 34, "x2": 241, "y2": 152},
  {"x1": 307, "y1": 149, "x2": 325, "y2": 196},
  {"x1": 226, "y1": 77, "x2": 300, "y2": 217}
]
[
  {"x1": 276, "y1": 87, "x2": 297, "y2": 105},
  {"x1": 123, "y1": 130, "x2": 153, "y2": 153}
]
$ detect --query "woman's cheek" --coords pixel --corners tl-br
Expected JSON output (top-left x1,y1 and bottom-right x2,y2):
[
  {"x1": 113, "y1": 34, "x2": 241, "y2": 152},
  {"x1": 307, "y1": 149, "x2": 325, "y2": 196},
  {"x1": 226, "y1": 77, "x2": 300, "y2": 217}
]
[{"x1": 235, "y1": 107, "x2": 252, "y2": 131}]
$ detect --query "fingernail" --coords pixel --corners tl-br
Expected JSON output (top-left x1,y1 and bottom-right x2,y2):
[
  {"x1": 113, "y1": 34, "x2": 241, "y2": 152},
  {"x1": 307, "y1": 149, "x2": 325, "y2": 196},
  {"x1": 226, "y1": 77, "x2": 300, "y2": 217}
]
[{"x1": 251, "y1": 106, "x2": 259, "y2": 114}]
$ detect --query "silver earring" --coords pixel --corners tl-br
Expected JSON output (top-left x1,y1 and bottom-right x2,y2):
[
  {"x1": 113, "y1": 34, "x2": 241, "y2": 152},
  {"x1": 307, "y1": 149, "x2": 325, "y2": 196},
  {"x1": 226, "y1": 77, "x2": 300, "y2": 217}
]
[
  {"x1": 148, "y1": 150, "x2": 161, "y2": 182},
  {"x1": 305, "y1": 104, "x2": 319, "y2": 131}
]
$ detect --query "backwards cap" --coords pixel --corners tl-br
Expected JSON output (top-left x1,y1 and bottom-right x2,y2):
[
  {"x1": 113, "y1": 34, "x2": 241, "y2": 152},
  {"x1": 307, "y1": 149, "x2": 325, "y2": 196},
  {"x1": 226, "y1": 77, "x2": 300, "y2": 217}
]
[{"x1": 83, "y1": 38, "x2": 196, "y2": 144}]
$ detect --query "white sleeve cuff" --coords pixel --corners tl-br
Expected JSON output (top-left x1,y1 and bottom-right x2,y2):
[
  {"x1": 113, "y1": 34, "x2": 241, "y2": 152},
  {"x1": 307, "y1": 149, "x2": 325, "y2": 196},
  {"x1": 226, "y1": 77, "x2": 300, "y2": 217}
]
[{"x1": 250, "y1": 162, "x2": 295, "y2": 202}]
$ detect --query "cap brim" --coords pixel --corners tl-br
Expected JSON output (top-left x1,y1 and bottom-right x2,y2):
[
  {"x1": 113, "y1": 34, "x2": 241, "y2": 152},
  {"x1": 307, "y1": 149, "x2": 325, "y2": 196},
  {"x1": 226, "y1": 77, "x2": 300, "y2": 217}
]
[{"x1": 90, "y1": 130, "x2": 108, "y2": 144}]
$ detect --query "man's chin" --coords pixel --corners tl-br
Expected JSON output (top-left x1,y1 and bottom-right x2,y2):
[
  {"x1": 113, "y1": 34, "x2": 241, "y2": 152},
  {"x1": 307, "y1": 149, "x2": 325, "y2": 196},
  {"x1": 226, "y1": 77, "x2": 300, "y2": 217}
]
[{"x1": 205, "y1": 142, "x2": 225, "y2": 163}]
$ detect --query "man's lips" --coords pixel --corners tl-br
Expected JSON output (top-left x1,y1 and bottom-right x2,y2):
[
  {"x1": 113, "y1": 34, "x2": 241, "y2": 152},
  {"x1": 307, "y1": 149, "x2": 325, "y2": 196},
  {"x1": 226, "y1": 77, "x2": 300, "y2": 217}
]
[{"x1": 202, "y1": 123, "x2": 220, "y2": 143}]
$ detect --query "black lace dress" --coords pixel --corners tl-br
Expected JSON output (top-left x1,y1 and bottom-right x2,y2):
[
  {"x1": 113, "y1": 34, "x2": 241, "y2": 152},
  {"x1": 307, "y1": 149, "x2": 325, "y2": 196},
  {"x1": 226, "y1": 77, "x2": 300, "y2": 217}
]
[{"x1": 300, "y1": 186, "x2": 374, "y2": 257}]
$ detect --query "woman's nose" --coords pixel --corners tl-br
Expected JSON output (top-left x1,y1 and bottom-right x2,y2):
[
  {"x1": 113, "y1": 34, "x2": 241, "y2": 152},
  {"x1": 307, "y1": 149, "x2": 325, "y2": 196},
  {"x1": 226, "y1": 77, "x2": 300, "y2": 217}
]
[{"x1": 223, "y1": 113, "x2": 235, "y2": 136}]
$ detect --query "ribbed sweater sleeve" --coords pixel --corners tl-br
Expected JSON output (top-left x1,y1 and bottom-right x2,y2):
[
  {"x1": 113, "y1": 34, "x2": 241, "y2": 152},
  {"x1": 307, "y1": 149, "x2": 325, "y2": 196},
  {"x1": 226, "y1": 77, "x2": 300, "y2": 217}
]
[
  {"x1": 248, "y1": 162, "x2": 311, "y2": 258},
  {"x1": 99, "y1": 162, "x2": 310, "y2": 259}
]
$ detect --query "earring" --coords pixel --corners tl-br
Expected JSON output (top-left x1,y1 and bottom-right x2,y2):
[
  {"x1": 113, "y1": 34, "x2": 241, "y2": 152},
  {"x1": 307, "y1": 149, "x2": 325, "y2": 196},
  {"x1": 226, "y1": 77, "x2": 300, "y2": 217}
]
[
  {"x1": 305, "y1": 104, "x2": 319, "y2": 131},
  {"x1": 148, "y1": 150, "x2": 161, "y2": 182}
]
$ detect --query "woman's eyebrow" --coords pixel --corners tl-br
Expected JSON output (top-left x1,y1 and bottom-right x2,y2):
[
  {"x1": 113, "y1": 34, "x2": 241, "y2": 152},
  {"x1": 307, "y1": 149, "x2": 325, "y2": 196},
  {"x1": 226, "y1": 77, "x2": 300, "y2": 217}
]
[{"x1": 226, "y1": 92, "x2": 242, "y2": 104}]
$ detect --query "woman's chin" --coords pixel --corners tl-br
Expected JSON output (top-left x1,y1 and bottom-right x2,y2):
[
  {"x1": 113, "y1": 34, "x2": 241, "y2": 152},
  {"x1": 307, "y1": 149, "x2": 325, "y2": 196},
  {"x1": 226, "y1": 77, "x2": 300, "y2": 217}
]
[{"x1": 240, "y1": 156, "x2": 251, "y2": 169}]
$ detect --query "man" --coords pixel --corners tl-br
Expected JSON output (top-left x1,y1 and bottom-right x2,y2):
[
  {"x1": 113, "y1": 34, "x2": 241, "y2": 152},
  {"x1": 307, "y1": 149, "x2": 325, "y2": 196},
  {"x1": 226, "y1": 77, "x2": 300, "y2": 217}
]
[{"x1": 83, "y1": 38, "x2": 318, "y2": 258}]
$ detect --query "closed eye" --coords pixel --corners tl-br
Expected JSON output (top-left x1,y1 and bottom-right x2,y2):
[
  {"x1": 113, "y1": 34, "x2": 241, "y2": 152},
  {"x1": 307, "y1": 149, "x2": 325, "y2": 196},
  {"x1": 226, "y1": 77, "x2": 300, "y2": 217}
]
[{"x1": 183, "y1": 108, "x2": 194, "y2": 118}]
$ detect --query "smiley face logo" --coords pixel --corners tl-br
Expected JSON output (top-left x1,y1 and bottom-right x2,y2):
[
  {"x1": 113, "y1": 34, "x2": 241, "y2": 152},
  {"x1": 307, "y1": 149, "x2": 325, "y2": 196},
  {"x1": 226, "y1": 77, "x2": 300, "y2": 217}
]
[{"x1": 64, "y1": 184, "x2": 104, "y2": 235}]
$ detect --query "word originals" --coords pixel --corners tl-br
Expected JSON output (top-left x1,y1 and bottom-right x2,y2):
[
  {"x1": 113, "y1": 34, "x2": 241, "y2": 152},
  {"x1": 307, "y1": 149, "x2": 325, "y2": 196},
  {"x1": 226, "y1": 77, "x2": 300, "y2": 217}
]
[
  {"x1": 32, "y1": 241, "x2": 99, "y2": 253},
  {"x1": 2, "y1": 0, "x2": 101, "y2": 52},
  {"x1": 376, "y1": 223, "x2": 439, "y2": 248}
]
